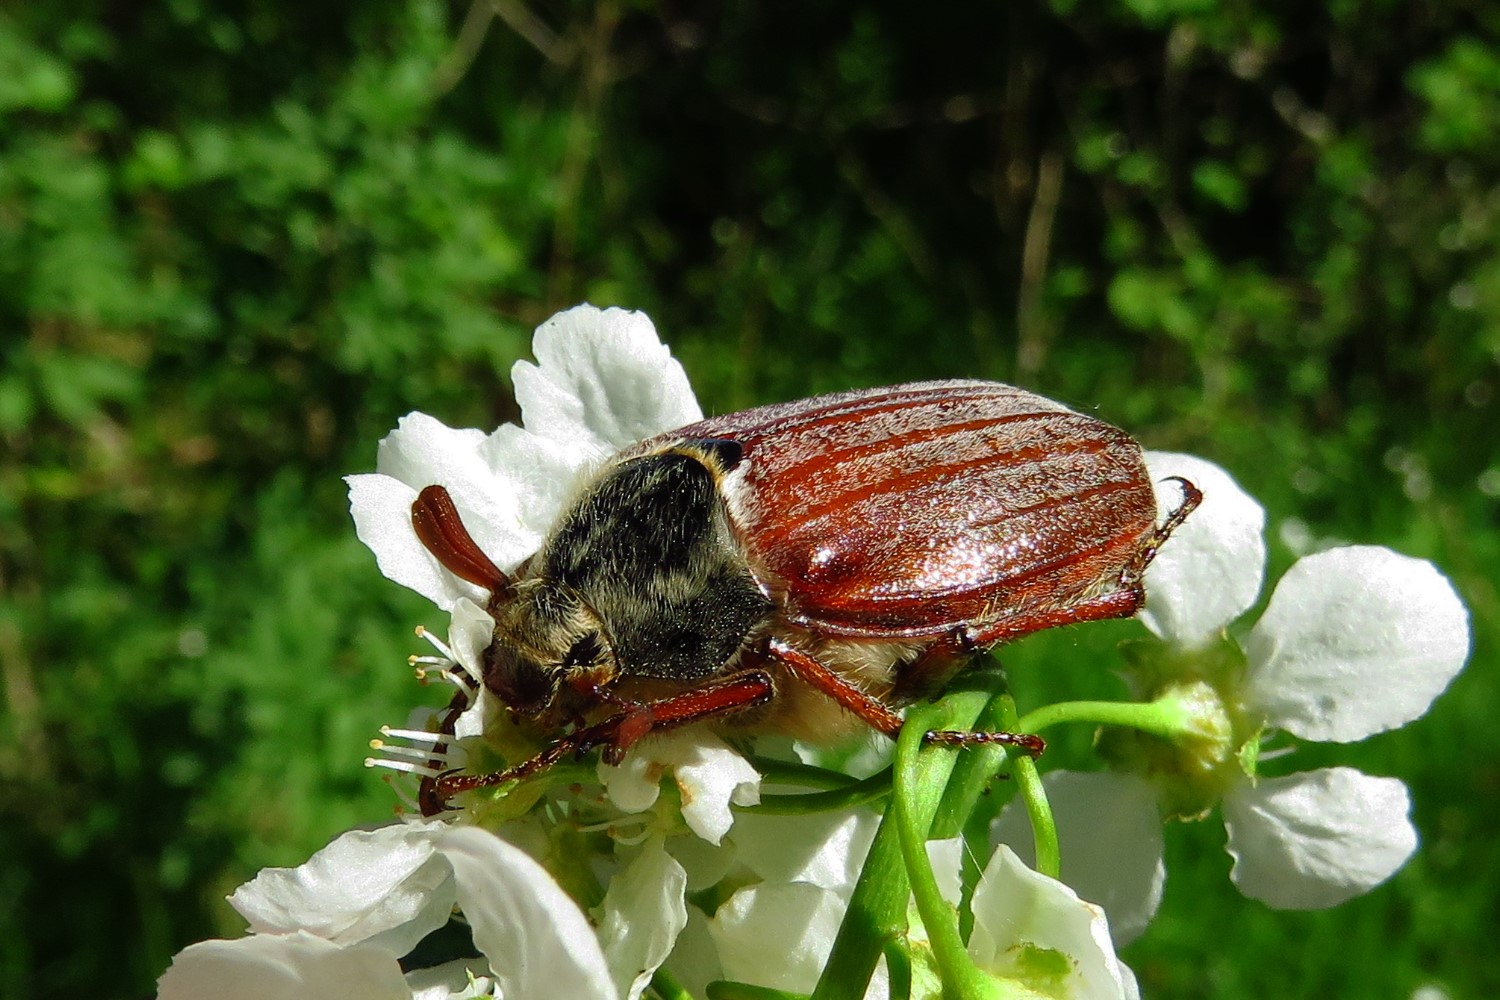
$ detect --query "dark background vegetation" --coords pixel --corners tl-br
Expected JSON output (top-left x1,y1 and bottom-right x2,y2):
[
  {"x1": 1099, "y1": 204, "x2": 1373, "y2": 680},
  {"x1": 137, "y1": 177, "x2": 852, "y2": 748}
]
[{"x1": 2, "y1": 1, "x2": 1496, "y2": 996}]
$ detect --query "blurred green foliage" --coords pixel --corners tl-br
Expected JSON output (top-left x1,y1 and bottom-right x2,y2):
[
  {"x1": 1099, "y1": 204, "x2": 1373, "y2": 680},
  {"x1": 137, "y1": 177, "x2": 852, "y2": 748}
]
[{"x1": 1, "y1": 1, "x2": 1496, "y2": 997}]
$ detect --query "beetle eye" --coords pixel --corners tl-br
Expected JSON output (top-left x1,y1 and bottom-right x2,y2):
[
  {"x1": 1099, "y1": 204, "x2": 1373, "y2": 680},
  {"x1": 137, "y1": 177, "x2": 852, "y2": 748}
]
[{"x1": 562, "y1": 631, "x2": 602, "y2": 668}]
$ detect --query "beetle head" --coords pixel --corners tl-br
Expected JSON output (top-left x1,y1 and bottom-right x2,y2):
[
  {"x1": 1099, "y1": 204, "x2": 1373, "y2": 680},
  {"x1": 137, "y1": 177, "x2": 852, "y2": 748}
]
[{"x1": 483, "y1": 579, "x2": 617, "y2": 726}]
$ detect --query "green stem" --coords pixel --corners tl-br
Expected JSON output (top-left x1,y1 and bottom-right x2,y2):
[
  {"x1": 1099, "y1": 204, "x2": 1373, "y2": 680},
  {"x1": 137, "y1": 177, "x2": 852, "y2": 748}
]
[
  {"x1": 651, "y1": 967, "x2": 696, "y2": 1000},
  {"x1": 1017, "y1": 694, "x2": 1195, "y2": 741},
  {"x1": 1003, "y1": 696, "x2": 1059, "y2": 881},
  {"x1": 740, "y1": 768, "x2": 892, "y2": 815},
  {"x1": 810, "y1": 682, "x2": 1001, "y2": 1000},
  {"x1": 746, "y1": 755, "x2": 863, "y2": 791},
  {"x1": 895, "y1": 701, "x2": 997, "y2": 1000}
]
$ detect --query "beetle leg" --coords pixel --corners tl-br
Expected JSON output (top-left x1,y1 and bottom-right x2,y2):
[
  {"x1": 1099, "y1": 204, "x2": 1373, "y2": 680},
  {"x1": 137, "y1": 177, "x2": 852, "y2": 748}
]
[
  {"x1": 764, "y1": 638, "x2": 1044, "y2": 755},
  {"x1": 764, "y1": 637, "x2": 906, "y2": 736},
  {"x1": 1121, "y1": 475, "x2": 1203, "y2": 586},
  {"x1": 427, "y1": 669, "x2": 774, "y2": 812}
]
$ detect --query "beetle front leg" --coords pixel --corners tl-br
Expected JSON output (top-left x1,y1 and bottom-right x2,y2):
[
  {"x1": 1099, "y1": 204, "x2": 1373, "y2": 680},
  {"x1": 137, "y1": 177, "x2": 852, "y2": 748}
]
[{"x1": 428, "y1": 669, "x2": 775, "y2": 811}]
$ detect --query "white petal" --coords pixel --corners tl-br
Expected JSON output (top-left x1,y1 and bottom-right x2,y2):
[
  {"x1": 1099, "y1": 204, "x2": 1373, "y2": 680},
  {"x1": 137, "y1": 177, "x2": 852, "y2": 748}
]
[
  {"x1": 363, "y1": 409, "x2": 549, "y2": 579},
  {"x1": 229, "y1": 821, "x2": 455, "y2": 956},
  {"x1": 730, "y1": 807, "x2": 880, "y2": 900},
  {"x1": 600, "y1": 732, "x2": 761, "y2": 845},
  {"x1": 661, "y1": 906, "x2": 722, "y2": 1000},
  {"x1": 707, "y1": 882, "x2": 846, "y2": 994},
  {"x1": 969, "y1": 846, "x2": 1137, "y2": 1000},
  {"x1": 376, "y1": 414, "x2": 537, "y2": 570},
  {"x1": 665, "y1": 832, "x2": 736, "y2": 892},
  {"x1": 478, "y1": 422, "x2": 592, "y2": 542},
  {"x1": 597, "y1": 838, "x2": 689, "y2": 1000},
  {"x1": 1243, "y1": 546, "x2": 1470, "y2": 742},
  {"x1": 990, "y1": 771, "x2": 1164, "y2": 946},
  {"x1": 447, "y1": 599, "x2": 495, "y2": 676},
  {"x1": 514, "y1": 305, "x2": 702, "y2": 453},
  {"x1": 157, "y1": 931, "x2": 412, "y2": 1000},
  {"x1": 1139, "y1": 452, "x2": 1267, "y2": 647},
  {"x1": 927, "y1": 836, "x2": 964, "y2": 907},
  {"x1": 405, "y1": 959, "x2": 494, "y2": 1000},
  {"x1": 374, "y1": 411, "x2": 488, "y2": 486},
  {"x1": 348, "y1": 475, "x2": 473, "y2": 610},
  {"x1": 437, "y1": 826, "x2": 618, "y2": 1000},
  {"x1": 1223, "y1": 768, "x2": 1417, "y2": 909}
]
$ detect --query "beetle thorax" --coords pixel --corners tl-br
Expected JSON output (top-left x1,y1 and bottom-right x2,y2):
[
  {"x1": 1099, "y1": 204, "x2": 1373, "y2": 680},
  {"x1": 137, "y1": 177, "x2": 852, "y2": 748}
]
[{"x1": 483, "y1": 578, "x2": 617, "y2": 724}]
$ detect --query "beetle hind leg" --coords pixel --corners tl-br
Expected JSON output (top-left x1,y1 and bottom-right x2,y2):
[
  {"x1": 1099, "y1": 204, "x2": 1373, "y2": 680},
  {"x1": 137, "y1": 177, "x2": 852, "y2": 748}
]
[
  {"x1": 1121, "y1": 475, "x2": 1203, "y2": 587},
  {"x1": 763, "y1": 638, "x2": 1044, "y2": 757}
]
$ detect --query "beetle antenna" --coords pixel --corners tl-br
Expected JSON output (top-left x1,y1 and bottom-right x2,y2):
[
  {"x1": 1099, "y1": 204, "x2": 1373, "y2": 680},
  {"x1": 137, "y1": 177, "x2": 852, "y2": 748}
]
[{"x1": 411, "y1": 484, "x2": 514, "y2": 596}]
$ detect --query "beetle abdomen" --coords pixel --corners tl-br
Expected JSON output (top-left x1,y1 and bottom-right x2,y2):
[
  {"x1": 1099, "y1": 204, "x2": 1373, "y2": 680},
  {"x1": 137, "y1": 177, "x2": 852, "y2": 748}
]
[{"x1": 678, "y1": 381, "x2": 1157, "y2": 640}]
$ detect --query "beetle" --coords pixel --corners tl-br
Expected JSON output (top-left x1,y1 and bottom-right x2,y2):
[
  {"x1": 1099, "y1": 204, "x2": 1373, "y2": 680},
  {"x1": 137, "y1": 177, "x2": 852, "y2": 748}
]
[{"x1": 409, "y1": 379, "x2": 1199, "y2": 813}]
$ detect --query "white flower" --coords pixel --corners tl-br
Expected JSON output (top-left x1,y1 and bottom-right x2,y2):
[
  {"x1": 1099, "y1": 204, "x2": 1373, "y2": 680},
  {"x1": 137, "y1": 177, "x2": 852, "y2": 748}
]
[
  {"x1": 997, "y1": 453, "x2": 1470, "y2": 933},
  {"x1": 968, "y1": 846, "x2": 1139, "y2": 1000},
  {"x1": 157, "y1": 823, "x2": 619, "y2": 1000}
]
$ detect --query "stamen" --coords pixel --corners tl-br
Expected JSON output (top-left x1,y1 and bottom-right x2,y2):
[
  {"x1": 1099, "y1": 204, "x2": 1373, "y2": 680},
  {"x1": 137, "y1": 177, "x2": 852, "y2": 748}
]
[
  {"x1": 371, "y1": 741, "x2": 448, "y2": 765},
  {"x1": 574, "y1": 813, "x2": 652, "y2": 836},
  {"x1": 365, "y1": 756, "x2": 442, "y2": 776},
  {"x1": 381, "y1": 773, "x2": 422, "y2": 815},
  {"x1": 380, "y1": 724, "x2": 448, "y2": 744},
  {"x1": 414, "y1": 624, "x2": 457, "y2": 661}
]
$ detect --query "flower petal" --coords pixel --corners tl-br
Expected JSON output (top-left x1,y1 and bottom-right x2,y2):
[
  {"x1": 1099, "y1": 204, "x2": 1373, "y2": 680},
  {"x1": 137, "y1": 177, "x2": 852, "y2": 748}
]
[
  {"x1": 662, "y1": 906, "x2": 722, "y2": 1000},
  {"x1": 1243, "y1": 546, "x2": 1470, "y2": 742},
  {"x1": 405, "y1": 959, "x2": 495, "y2": 1000},
  {"x1": 707, "y1": 882, "x2": 846, "y2": 994},
  {"x1": 599, "y1": 732, "x2": 761, "y2": 845},
  {"x1": 730, "y1": 807, "x2": 880, "y2": 900},
  {"x1": 229, "y1": 821, "x2": 455, "y2": 956},
  {"x1": 376, "y1": 413, "x2": 539, "y2": 573},
  {"x1": 347, "y1": 474, "x2": 472, "y2": 610},
  {"x1": 597, "y1": 838, "x2": 689, "y2": 1000},
  {"x1": 514, "y1": 305, "x2": 702, "y2": 454},
  {"x1": 1222, "y1": 768, "x2": 1417, "y2": 909},
  {"x1": 968, "y1": 845, "x2": 1138, "y2": 1000},
  {"x1": 990, "y1": 771, "x2": 1164, "y2": 946},
  {"x1": 350, "y1": 410, "x2": 562, "y2": 609},
  {"x1": 927, "y1": 836, "x2": 965, "y2": 907},
  {"x1": 157, "y1": 931, "x2": 412, "y2": 1000},
  {"x1": 1139, "y1": 452, "x2": 1267, "y2": 647},
  {"x1": 478, "y1": 422, "x2": 593, "y2": 542},
  {"x1": 437, "y1": 826, "x2": 618, "y2": 1000}
]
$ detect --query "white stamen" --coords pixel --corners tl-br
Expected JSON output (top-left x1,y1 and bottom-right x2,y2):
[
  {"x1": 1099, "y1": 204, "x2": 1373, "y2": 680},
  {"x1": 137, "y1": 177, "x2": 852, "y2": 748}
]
[
  {"x1": 414, "y1": 624, "x2": 457, "y2": 661},
  {"x1": 374, "y1": 743, "x2": 449, "y2": 764},
  {"x1": 574, "y1": 813, "x2": 652, "y2": 836},
  {"x1": 380, "y1": 725, "x2": 447, "y2": 744},
  {"x1": 380, "y1": 773, "x2": 423, "y2": 814},
  {"x1": 364, "y1": 757, "x2": 442, "y2": 776}
]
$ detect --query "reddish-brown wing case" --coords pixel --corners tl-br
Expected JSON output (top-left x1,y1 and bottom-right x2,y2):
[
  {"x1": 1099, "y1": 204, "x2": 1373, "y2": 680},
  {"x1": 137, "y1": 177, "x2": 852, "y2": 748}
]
[{"x1": 674, "y1": 380, "x2": 1157, "y2": 640}]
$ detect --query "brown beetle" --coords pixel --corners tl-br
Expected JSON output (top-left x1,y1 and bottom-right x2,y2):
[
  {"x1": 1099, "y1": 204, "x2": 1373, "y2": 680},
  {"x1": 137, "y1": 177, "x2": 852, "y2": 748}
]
[{"x1": 410, "y1": 380, "x2": 1198, "y2": 813}]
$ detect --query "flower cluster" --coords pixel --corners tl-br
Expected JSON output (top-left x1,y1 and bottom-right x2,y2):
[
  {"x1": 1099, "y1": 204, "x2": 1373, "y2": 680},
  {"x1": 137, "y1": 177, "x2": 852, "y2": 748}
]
[
  {"x1": 993, "y1": 454, "x2": 1469, "y2": 938},
  {"x1": 158, "y1": 305, "x2": 1468, "y2": 1000}
]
